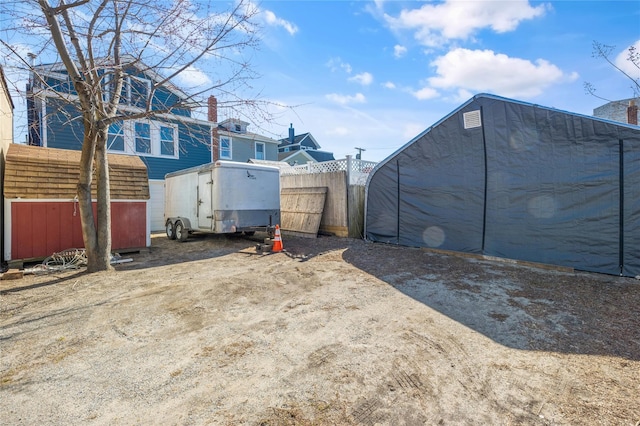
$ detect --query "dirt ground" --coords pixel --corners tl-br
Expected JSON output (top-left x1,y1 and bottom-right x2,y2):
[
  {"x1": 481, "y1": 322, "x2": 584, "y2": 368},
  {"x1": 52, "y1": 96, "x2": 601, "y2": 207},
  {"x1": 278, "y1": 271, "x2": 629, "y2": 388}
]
[{"x1": 1, "y1": 232, "x2": 639, "y2": 425}]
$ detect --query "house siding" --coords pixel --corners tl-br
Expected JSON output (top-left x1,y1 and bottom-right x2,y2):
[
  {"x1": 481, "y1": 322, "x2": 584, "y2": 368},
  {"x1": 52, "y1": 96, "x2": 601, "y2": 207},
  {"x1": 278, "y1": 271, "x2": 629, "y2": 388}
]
[
  {"x1": 226, "y1": 136, "x2": 278, "y2": 162},
  {"x1": 593, "y1": 98, "x2": 640, "y2": 124},
  {"x1": 42, "y1": 99, "x2": 212, "y2": 180}
]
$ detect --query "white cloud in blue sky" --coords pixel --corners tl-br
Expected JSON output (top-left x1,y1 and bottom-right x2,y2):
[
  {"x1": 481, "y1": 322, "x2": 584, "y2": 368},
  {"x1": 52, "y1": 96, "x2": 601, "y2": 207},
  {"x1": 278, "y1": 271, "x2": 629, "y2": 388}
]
[
  {"x1": 615, "y1": 39, "x2": 640, "y2": 79},
  {"x1": 426, "y1": 48, "x2": 578, "y2": 99},
  {"x1": 393, "y1": 45, "x2": 407, "y2": 58},
  {"x1": 325, "y1": 93, "x2": 367, "y2": 105},
  {"x1": 349, "y1": 72, "x2": 374, "y2": 86},
  {"x1": 326, "y1": 57, "x2": 353, "y2": 74},
  {"x1": 262, "y1": 9, "x2": 299, "y2": 35},
  {"x1": 384, "y1": 0, "x2": 550, "y2": 47}
]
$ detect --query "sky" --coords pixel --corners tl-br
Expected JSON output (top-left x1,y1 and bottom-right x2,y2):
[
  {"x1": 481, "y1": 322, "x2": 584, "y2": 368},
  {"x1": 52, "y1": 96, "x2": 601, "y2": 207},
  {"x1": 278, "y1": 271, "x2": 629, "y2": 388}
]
[{"x1": 1, "y1": 0, "x2": 639, "y2": 162}]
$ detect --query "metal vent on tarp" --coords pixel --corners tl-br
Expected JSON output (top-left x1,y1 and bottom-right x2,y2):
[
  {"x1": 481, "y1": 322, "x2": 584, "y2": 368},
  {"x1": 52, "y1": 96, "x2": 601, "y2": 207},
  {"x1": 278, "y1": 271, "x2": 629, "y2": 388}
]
[{"x1": 463, "y1": 110, "x2": 482, "y2": 129}]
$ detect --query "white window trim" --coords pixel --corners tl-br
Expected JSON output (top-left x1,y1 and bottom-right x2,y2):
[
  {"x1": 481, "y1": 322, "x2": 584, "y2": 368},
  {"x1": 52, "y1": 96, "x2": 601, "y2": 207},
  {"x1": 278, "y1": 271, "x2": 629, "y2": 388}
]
[
  {"x1": 107, "y1": 119, "x2": 179, "y2": 159},
  {"x1": 220, "y1": 136, "x2": 232, "y2": 160},
  {"x1": 255, "y1": 142, "x2": 265, "y2": 160}
]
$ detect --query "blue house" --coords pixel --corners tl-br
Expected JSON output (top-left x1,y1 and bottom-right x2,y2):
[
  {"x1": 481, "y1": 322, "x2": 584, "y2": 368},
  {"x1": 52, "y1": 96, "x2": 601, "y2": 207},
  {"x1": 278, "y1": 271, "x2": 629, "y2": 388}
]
[
  {"x1": 278, "y1": 124, "x2": 335, "y2": 165},
  {"x1": 27, "y1": 57, "x2": 216, "y2": 231}
]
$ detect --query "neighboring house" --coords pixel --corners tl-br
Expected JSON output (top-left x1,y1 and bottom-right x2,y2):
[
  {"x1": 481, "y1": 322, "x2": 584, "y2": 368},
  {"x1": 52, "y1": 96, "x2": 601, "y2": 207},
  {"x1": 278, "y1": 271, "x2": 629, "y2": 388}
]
[
  {"x1": 593, "y1": 97, "x2": 639, "y2": 125},
  {"x1": 26, "y1": 57, "x2": 216, "y2": 231},
  {"x1": 1, "y1": 65, "x2": 15, "y2": 264},
  {"x1": 278, "y1": 124, "x2": 335, "y2": 165},
  {"x1": 0, "y1": 65, "x2": 13, "y2": 153},
  {"x1": 215, "y1": 117, "x2": 279, "y2": 163}
]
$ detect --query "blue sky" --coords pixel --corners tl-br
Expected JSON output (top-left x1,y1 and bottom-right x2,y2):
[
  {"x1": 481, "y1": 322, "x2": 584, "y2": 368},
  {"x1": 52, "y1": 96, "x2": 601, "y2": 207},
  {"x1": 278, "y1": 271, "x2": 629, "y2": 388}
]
[
  {"x1": 244, "y1": 0, "x2": 640, "y2": 161},
  {"x1": 2, "y1": 0, "x2": 639, "y2": 162}
]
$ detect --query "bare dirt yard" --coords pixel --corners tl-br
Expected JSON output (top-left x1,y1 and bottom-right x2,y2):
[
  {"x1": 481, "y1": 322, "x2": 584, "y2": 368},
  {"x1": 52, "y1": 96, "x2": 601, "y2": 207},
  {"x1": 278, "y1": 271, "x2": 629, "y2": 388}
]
[{"x1": 1, "y1": 233, "x2": 639, "y2": 425}]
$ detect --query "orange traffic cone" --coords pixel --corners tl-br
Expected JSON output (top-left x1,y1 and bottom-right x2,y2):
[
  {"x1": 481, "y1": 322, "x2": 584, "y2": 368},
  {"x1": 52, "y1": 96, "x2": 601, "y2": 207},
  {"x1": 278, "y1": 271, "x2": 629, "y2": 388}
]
[{"x1": 272, "y1": 224, "x2": 284, "y2": 252}]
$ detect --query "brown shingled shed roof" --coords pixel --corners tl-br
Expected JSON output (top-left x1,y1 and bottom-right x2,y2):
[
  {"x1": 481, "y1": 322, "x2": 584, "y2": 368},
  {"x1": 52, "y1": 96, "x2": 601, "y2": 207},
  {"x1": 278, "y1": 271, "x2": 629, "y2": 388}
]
[{"x1": 4, "y1": 144, "x2": 149, "y2": 200}]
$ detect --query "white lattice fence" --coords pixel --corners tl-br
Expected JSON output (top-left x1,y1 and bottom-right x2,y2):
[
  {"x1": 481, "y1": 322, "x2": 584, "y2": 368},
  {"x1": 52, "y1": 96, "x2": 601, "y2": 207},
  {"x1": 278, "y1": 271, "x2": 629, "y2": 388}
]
[{"x1": 281, "y1": 158, "x2": 377, "y2": 186}]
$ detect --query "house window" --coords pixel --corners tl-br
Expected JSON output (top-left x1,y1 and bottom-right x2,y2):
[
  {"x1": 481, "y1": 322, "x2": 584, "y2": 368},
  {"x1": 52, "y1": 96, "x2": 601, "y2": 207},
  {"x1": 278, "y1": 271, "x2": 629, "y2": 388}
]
[
  {"x1": 255, "y1": 142, "x2": 265, "y2": 160},
  {"x1": 220, "y1": 136, "x2": 232, "y2": 159},
  {"x1": 235, "y1": 124, "x2": 242, "y2": 132},
  {"x1": 135, "y1": 122, "x2": 151, "y2": 154},
  {"x1": 108, "y1": 121, "x2": 125, "y2": 152},
  {"x1": 283, "y1": 147, "x2": 290, "y2": 152},
  {"x1": 128, "y1": 76, "x2": 151, "y2": 108},
  {"x1": 160, "y1": 126, "x2": 175, "y2": 156},
  {"x1": 107, "y1": 120, "x2": 178, "y2": 159},
  {"x1": 103, "y1": 73, "x2": 151, "y2": 108}
]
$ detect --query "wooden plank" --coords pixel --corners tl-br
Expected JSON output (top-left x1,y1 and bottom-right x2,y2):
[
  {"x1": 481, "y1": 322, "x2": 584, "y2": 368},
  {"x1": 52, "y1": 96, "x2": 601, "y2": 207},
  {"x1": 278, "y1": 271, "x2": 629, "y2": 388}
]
[
  {"x1": 280, "y1": 187, "x2": 327, "y2": 238},
  {"x1": 281, "y1": 171, "x2": 347, "y2": 233}
]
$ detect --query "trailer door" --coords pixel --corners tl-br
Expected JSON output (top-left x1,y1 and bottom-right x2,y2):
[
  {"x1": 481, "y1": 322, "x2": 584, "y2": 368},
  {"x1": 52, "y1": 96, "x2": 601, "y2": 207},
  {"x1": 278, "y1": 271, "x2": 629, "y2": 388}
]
[{"x1": 197, "y1": 171, "x2": 213, "y2": 230}]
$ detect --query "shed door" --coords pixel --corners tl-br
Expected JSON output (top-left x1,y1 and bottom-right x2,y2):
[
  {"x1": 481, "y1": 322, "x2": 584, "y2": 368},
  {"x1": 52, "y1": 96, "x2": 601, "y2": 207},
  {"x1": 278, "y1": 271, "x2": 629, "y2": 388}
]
[{"x1": 197, "y1": 172, "x2": 213, "y2": 229}]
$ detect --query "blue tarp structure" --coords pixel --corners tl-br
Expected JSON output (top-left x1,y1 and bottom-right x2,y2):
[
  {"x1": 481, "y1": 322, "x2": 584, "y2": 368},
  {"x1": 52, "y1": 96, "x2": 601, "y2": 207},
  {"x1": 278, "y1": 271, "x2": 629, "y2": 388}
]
[{"x1": 365, "y1": 94, "x2": 640, "y2": 277}]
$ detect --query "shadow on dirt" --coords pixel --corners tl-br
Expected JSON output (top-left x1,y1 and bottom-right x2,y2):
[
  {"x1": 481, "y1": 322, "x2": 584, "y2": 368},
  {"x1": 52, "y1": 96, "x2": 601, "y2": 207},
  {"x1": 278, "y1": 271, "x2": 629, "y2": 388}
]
[
  {"x1": 342, "y1": 242, "x2": 640, "y2": 361},
  {"x1": 114, "y1": 232, "x2": 265, "y2": 271},
  {"x1": 116, "y1": 232, "x2": 342, "y2": 271},
  {"x1": 0, "y1": 271, "x2": 86, "y2": 295}
]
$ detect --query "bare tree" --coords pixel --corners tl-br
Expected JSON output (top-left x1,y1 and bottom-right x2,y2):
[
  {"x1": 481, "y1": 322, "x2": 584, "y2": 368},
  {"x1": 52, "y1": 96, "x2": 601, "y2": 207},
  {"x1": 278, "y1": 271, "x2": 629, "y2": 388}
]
[
  {"x1": 584, "y1": 41, "x2": 640, "y2": 102},
  {"x1": 1, "y1": 0, "x2": 264, "y2": 272}
]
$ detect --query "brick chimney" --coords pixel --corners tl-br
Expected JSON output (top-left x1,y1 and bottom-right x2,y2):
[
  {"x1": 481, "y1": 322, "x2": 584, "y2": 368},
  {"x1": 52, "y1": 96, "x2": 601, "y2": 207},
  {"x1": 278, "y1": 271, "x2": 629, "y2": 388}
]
[
  {"x1": 208, "y1": 95, "x2": 219, "y2": 161},
  {"x1": 628, "y1": 100, "x2": 638, "y2": 125}
]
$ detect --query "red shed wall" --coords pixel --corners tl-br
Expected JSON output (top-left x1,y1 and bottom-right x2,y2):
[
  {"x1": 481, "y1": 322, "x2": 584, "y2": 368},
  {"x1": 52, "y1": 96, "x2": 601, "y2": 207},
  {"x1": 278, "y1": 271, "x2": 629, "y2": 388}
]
[{"x1": 11, "y1": 201, "x2": 147, "y2": 260}]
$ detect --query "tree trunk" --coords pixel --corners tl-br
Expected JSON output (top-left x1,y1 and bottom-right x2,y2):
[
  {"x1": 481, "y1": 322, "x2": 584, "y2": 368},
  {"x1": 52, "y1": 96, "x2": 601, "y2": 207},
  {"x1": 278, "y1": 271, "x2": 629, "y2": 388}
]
[
  {"x1": 77, "y1": 121, "x2": 113, "y2": 272},
  {"x1": 92, "y1": 128, "x2": 113, "y2": 272}
]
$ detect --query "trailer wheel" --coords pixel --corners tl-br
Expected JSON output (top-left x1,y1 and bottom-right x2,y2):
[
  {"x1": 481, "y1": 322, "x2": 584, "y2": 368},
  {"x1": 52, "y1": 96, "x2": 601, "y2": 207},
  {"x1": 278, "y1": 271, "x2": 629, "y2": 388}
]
[
  {"x1": 165, "y1": 221, "x2": 176, "y2": 240},
  {"x1": 175, "y1": 220, "x2": 189, "y2": 242}
]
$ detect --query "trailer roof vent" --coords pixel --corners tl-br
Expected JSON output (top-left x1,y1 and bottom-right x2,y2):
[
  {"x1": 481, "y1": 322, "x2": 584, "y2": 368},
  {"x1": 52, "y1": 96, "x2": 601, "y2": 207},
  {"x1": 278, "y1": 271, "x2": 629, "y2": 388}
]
[{"x1": 463, "y1": 110, "x2": 482, "y2": 129}]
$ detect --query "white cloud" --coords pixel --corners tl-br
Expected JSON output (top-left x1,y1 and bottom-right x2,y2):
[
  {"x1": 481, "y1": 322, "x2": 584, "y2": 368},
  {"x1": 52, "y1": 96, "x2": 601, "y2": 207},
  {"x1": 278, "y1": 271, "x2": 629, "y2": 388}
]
[
  {"x1": 349, "y1": 72, "x2": 374, "y2": 86},
  {"x1": 172, "y1": 65, "x2": 213, "y2": 88},
  {"x1": 615, "y1": 39, "x2": 640, "y2": 79},
  {"x1": 394, "y1": 44, "x2": 407, "y2": 58},
  {"x1": 427, "y1": 48, "x2": 577, "y2": 99},
  {"x1": 385, "y1": 0, "x2": 549, "y2": 47},
  {"x1": 325, "y1": 93, "x2": 366, "y2": 105},
  {"x1": 263, "y1": 10, "x2": 298, "y2": 35},
  {"x1": 412, "y1": 86, "x2": 439, "y2": 100},
  {"x1": 383, "y1": 81, "x2": 396, "y2": 89},
  {"x1": 326, "y1": 57, "x2": 352, "y2": 74}
]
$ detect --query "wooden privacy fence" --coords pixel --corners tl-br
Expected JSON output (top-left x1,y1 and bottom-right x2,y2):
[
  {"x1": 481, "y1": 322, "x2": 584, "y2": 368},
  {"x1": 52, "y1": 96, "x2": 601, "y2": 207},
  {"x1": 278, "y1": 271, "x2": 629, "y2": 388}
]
[{"x1": 280, "y1": 156, "x2": 376, "y2": 238}]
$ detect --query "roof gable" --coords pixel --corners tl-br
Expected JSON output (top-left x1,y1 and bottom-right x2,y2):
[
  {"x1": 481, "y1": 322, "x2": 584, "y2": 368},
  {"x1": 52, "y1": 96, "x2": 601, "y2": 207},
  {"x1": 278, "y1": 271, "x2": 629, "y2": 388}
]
[
  {"x1": 35, "y1": 55, "x2": 191, "y2": 102},
  {"x1": 279, "y1": 150, "x2": 317, "y2": 164},
  {"x1": 278, "y1": 132, "x2": 320, "y2": 149},
  {"x1": 4, "y1": 144, "x2": 149, "y2": 200}
]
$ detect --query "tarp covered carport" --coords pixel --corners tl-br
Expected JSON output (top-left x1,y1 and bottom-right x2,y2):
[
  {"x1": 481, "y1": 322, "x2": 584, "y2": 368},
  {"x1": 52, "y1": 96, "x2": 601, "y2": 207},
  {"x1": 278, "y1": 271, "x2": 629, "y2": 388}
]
[{"x1": 365, "y1": 94, "x2": 640, "y2": 277}]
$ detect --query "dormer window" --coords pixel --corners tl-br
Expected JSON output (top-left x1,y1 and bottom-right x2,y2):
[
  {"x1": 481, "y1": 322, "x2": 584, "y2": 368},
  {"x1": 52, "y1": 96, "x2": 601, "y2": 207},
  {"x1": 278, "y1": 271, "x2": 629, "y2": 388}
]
[{"x1": 235, "y1": 124, "x2": 242, "y2": 132}]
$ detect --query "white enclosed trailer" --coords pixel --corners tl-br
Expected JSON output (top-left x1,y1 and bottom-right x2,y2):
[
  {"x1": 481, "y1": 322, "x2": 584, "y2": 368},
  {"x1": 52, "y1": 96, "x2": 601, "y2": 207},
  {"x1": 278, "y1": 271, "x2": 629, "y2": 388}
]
[{"x1": 164, "y1": 161, "x2": 280, "y2": 241}]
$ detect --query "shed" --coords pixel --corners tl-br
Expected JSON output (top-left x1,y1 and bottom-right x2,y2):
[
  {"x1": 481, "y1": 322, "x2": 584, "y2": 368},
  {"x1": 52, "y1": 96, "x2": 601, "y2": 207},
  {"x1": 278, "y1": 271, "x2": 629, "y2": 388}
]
[
  {"x1": 3, "y1": 144, "x2": 150, "y2": 262},
  {"x1": 365, "y1": 94, "x2": 640, "y2": 277}
]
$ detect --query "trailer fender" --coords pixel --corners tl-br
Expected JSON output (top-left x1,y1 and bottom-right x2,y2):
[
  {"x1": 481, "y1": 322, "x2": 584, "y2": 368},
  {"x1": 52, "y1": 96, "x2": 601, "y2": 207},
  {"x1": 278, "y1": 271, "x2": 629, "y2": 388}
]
[{"x1": 176, "y1": 217, "x2": 192, "y2": 231}]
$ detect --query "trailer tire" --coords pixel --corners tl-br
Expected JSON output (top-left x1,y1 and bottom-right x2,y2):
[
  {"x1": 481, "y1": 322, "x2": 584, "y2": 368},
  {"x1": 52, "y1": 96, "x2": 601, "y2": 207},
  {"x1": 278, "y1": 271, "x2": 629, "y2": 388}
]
[
  {"x1": 175, "y1": 220, "x2": 189, "y2": 242},
  {"x1": 165, "y1": 220, "x2": 176, "y2": 240}
]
